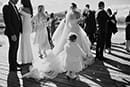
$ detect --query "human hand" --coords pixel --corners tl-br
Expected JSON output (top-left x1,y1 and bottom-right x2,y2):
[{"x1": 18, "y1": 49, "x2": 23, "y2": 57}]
[
  {"x1": 111, "y1": 19, "x2": 115, "y2": 24},
  {"x1": 11, "y1": 34, "x2": 17, "y2": 42}
]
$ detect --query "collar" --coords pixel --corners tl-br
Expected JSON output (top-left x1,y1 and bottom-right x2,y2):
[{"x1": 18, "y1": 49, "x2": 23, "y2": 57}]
[{"x1": 9, "y1": 1, "x2": 15, "y2": 7}]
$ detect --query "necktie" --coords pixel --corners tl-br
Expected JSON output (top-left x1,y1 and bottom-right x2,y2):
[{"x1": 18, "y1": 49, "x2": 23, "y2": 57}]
[{"x1": 14, "y1": 5, "x2": 20, "y2": 20}]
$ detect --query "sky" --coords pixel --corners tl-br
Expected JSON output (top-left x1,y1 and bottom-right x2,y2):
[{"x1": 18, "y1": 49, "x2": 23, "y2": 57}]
[{"x1": 0, "y1": 0, "x2": 130, "y2": 16}]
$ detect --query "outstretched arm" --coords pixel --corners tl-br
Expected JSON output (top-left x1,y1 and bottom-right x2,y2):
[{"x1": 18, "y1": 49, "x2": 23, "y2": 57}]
[{"x1": 78, "y1": 44, "x2": 86, "y2": 58}]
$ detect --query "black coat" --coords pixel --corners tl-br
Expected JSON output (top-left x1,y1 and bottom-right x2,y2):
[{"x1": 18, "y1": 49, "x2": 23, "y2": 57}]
[
  {"x1": 125, "y1": 15, "x2": 130, "y2": 40},
  {"x1": 83, "y1": 10, "x2": 97, "y2": 34},
  {"x1": 96, "y1": 9, "x2": 109, "y2": 34},
  {"x1": 3, "y1": 2, "x2": 22, "y2": 36},
  {"x1": 107, "y1": 15, "x2": 118, "y2": 34}
]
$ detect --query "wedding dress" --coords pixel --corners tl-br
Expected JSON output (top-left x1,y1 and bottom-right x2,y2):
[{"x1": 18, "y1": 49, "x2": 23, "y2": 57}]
[
  {"x1": 18, "y1": 10, "x2": 33, "y2": 64},
  {"x1": 23, "y1": 9, "x2": 94, "y2": 80}
]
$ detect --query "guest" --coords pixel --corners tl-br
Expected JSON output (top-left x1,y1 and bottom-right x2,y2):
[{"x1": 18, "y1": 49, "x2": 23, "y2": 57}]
[
  {"x1": 82, "y1": 4, "x2": 97, "y2": 47},
  {"x1": 49, "y1": 13, "x2": 57, "y2": 37},
  {"x1": 95, "y1": 1, "x2": 109, "y2": 60},
  {"x1": 45, "y1": 11, "x2": 49, "y2": 16},
  {"x1": 64, "y1": 32, "x2": 86, "y2": 80},
  {"x1": 22, "y1": 3, "x2": 94, "y2": 80},
  {"x1": 18, "y1": 0, "x2": 33, "y2": 66},
  {"x1": 125, "y1": 10, "x2": 130, "y2": 53},
  {"x1": 105, "y1": 8, "x2": 118, "y2": 53},
  {"x1": 3, "y1": 0, "x2": 22, "y2": 71},
  {"x1": 46, "y1": 17, "x2": 53, "y2": 49},
  {"x1": 32, "y1": 5, "x2": 50, "y2": 58},
  {"x1": 47, "y1": 13, "x2": 58, "y2": 48}
]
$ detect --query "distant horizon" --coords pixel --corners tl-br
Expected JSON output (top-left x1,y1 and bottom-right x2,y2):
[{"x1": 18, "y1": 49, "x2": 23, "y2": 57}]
[{"x1": 0, "y1": 0, "x2": 130, "y2": 17}]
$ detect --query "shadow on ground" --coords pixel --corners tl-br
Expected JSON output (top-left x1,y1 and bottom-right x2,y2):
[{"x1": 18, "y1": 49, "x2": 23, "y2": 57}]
[{"x1": 6, "y1": 43, "x2": 130, "y2": 87}]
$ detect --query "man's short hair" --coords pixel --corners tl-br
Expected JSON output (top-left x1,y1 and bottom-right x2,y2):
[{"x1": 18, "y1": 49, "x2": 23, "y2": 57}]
[
  {"x1": 107, "y1": 8, "x2": 112, "y2": 15},
  {"x1": 85, "y1": 4, "x2": 90, "y2": 9},
  {"x1": 71, "y1": 2, "x2": 77, "y2": 9},
  {"x1": 98, "y1": 1, "x2": 105, "y2": 8}
]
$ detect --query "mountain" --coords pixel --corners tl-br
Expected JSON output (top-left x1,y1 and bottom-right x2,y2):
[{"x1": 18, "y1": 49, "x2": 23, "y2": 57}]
[
  {"x1": 0, "y1": 0, "x2": 130, "y2": 26},
  {"x1": 0, "y1": 1, "x2": 2, "y2": 6}
]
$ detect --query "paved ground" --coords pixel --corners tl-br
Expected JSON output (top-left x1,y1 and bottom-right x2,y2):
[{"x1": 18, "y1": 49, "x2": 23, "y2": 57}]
[{"x1": 0, "y1": 29, "x2": 130, "y2": 87}]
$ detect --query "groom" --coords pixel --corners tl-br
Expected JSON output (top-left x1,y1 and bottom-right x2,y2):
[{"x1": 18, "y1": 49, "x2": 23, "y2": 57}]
[
  {"x1": 95, "y1": 1, "x2": 109, "y2": 60},
  {"x1": 3, "y1": 0, "x2": 22, "y2": 71}
]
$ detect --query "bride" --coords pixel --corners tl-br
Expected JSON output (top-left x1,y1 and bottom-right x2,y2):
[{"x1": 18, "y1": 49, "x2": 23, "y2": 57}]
[{"x1": 23, "y1": 3, "x2": 94, "y2": 80}]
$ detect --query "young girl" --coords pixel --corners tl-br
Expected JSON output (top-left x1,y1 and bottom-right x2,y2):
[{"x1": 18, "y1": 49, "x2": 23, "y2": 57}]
[{"x1": 64, "y1": 32, "x2": 86, "y2": 80}]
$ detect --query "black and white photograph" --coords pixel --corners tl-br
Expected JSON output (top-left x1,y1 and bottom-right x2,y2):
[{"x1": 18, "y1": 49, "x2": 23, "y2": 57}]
[{"x1": 0, "y1": 0, "x2": 130, "y2": 87}]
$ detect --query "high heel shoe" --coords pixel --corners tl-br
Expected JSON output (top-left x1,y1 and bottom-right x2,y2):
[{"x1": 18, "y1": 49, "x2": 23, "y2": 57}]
[
  {"x1": 22, "y1": 69, "x2": 41, "y2": 80},
  {"x1": 72, "y1": 76, "x2": 80, "y2": 80}
]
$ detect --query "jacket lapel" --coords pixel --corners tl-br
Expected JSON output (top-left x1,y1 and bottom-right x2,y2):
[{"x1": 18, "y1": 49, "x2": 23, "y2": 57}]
[{"x1": 9, "y1": 2, "x2": 20, "y2": 21}]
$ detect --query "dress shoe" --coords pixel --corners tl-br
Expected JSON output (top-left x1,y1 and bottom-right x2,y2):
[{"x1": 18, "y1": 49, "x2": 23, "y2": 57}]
[
  {"x1": 9, "y1": 68, "x2": 22, "y2": 72},
  {"x1": 95, "y1": 56, "x2": 104, "y2": 61},
  {"x1": 16, "y1": 63, "x2": 22, "y2": 68},
  {"x1": 17, "y1": 68, "x2": 22, "y2": 71},
  {"x1": 105, "y1": 49, "x2": 111, "y2": 54}
]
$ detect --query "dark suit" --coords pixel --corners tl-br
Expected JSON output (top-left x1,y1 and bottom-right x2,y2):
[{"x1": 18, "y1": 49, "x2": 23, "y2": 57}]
[
  {"x1": 106, "y1": 15, "x2": 117, "y2": 49},
  {"x1": 83, "y1": 10, "x2": 97, "y2": 45},
  {"x1": 96, "y1": 9, "x2": 109, "y2": 59},
  {"x1": 3, "y1": 2, "x2": 22, "y2": 71}
]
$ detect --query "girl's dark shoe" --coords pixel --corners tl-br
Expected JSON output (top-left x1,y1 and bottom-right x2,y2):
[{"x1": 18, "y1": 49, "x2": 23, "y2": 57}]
[
  {"x1": 39, "y1": 54, "x2": 43, "y2": 58},
  {"x1": 66, "y1": 75, "x2": 71, "y2": 80}
]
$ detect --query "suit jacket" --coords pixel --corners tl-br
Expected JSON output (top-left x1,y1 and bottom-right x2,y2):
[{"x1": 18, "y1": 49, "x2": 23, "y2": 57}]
[
  {"x1": 96, "y1": 9, "x2": 109, "y2": 34},
  {"x1": 107, "y1": 15, "x2": 117, "y2": 34},
  {"x1": 3, "y1": 2, "x2": 22, "y2": 36},
  {"x1": 83, "y1": 10, "x2": 97, "y2": 34}
]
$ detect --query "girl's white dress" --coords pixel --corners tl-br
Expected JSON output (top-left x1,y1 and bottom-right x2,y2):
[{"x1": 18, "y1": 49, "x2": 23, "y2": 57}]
[{"x1": 64, "y1": 41, "x2": 86, "y2": 72}]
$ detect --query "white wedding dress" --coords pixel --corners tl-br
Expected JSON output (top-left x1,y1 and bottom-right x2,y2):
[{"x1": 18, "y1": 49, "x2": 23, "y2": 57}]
[
  {"x1": 18, "y1": 10, "x2": 33, "y2": 64},
  {"x1": 33, "y1": 16, "x2": 50, "y2": 50},
  {"x1": 52, "y1": 10, "x2": 92, "y2": 56},
  {"x1": 23, "y1": 9, "x2": 94, "y2": 79}
]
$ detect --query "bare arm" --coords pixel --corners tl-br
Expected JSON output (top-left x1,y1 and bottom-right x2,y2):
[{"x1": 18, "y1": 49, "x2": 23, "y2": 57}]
[
  {"x1": 22, "y1": 7, "x2": 31, "y2": 14},
  {"x1": 77, "y1": 44, "x2": 86, "y2": 58}
]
